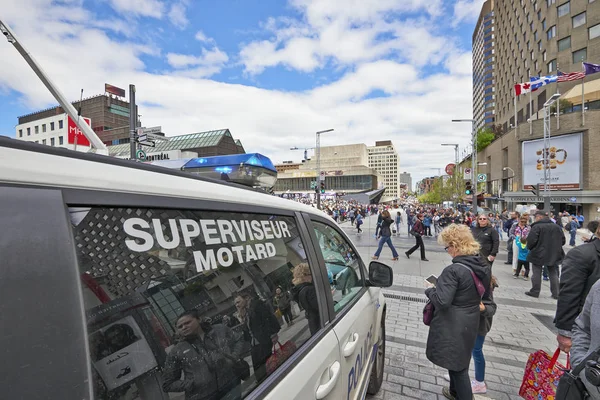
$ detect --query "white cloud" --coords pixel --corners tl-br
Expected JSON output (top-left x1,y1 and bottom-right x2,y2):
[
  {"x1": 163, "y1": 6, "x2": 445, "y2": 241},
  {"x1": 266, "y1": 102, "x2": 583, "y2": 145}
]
[
  {"x1": 238, "y1": 0, "x2": 455, "y2": 76},
  {"x1": 168, "y1": 2, "x2": 189, "y2": 28},
  {"x1": 194, "y1": 30, "x2": 214, "y2": 44},
  {"x1": 108, "y1": 0, "x2": 165, "y2": 18},
  {"x1": 452, "y1": 0, "x2": 485, "y2": 27},
  {"x1": 0, "y1": 0, "x2": 474, "y2": 185}
]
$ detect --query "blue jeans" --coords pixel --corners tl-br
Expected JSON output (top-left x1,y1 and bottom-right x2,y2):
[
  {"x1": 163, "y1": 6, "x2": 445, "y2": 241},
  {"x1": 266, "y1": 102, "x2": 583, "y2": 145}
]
[
  {"x1": 570, "y1": 231, "x2": 577, "y2": 246},
  {"x1": 472, "y1": 334, "x2": 486, "y2": 382},
  {"x1": 374, "y1": 235, "x2": 399, "y2": 258}
]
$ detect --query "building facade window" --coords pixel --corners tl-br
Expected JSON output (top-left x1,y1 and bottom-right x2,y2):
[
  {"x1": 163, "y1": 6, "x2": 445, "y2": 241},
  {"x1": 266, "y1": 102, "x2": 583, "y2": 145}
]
[
  {"x1": 58, "y1": 120, "x2": 63, "y2": 129},
  {"x1": 50, "y1": 137, "x2": 55, "y2": 146},
  {"x1": 543, "y1": 50, "x2": 547, "y2": 61},
  {"x1": 573, "y1": 48, "x2": 587, "y2": 63},
  {"x1": 27, "y1": 127, "x2": 30, "y2": 136},
  {"x1": 558, "y1": 2, "x2": 570, "y2": 17},
  {"x1": 547, "y1": 25, "x2": 556, "y2": 40},
  {"x1": 42, "y1": 139, "x2": 46, "y2": 145},
  {"x1": 590, "y1": 24, "x2": 600, "y2": 40},
  {"x1": 542, "y1": 19, "x2": 547, "y2": 30},
  {"x1": 548, "y1": 59, "x2": 557, "y2": 73},
  {"x1": 34, "y1": 126, "x2": 39, "y2": 134},
  {"x1": 59, "y1": 136, "x2": 64, "y2": 145},
  {"x1": 42, "y1": 124, "x2": 46, "y2": 133},
  {"x1": 558, "y1": 36, "x2": 571, "y2": 51},
  {"x1": 573, "y1": 12, "x2": 586, "y2": 28},
  {"x1": 50, "y1": 122, "x2": 55, "y2": 131},
  {"x1": 18, "y1": 129, "x2": 23, "y2": 137}
]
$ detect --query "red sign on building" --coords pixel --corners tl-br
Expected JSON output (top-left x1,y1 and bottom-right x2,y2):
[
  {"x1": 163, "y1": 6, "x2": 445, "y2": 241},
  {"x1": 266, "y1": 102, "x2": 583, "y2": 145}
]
[{"x1": 67, "y1": 116, "x2": 92, "y2": 146}]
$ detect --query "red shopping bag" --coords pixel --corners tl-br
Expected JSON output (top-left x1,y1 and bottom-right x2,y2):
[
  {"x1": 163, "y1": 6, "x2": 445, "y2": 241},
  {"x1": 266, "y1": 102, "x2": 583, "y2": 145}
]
[
  {"x1": 266, "y1": 341, "x2": 297, "y2": 375},
  {"x1": 519, "y1": 348, "x2": 570, "y2": 399}
]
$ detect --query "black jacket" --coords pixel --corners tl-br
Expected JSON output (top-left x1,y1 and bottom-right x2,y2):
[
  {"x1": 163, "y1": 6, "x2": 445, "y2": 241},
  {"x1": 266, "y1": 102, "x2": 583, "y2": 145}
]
[
  {"x1": 479, "y1": 289, "x2": 497, "y2": 336},
  {"x1": 425, "y1": 255, "x2": 491, "y2": 371},
  {"x1": 526, "y1": 218, "x2": 566, "y2": 266},
  {"x1": 292, "y1": 282, "x2": 320, "y2": 335},
  {"x1": 162, "y1": 324, "x2": 243, "y2": 400},
  {"x1": 379, "y1": 216, "x2": 394, "y2": 237},
  {"x1": 412, "y1": 219, "x2": 425, "y2": 236},
  {"x1": 244, "y1": 299, "x2": 281, "y2": 347},
  {"x1": 555, "y1": 239, "x2": 600, "y2": 333},
  {"x1": 472, "y1": 225, "x2": 500, "y2": 259}
]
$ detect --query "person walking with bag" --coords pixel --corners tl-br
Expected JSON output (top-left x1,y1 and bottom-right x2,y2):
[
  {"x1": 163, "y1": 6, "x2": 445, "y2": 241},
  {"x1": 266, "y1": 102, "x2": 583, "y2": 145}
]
[
  {"x1": 355, "y1": 213, "x2": 363, "y2": 234},
  {"x1": 426, "y1": 224, "x2": 491, "y2": 399},
  {"x1": 372, "y1": 210, "x2": 399, "y2": 261},
  {"x1": 406, "y1": 213, "x2": 428, "y2": 261}
]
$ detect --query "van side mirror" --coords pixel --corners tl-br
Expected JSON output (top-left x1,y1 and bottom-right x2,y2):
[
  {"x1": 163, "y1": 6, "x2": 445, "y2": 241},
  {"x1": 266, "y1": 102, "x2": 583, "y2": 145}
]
[{"x1": 368, "y1": 261, "x2": 393, "y2": 287}]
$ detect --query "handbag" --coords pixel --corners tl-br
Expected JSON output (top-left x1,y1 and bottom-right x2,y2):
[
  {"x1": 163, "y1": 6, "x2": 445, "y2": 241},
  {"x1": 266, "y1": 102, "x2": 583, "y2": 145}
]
[
  {"x1": 423, "y1": 263, "x2": 484, "y2": 326},
  {"x1": 266, "y1": 341, "x2": 297, "y2": 375},
  {"x1": 221, "y1": 351, "x2": 251, "y2": 381},
  {"x1": 556, "y1": 347, "x2": 600, "y2": 400},
  {"x1": 519, "y1": 348, "x2": 569, "y2": 400}
]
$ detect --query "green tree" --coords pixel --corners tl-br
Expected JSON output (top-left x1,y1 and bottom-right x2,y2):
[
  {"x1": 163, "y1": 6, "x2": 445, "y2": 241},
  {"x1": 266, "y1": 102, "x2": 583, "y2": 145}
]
[
  {"x1": 476, "y1": 127, "x2": 495, "y2": 151},
  {"x1": 550, "y1": 99, "x2": 573, "y2": 114}
]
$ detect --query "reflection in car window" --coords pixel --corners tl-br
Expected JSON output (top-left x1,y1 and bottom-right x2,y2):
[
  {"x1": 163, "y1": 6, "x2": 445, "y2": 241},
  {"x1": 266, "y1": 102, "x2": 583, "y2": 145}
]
[
  {"x1": 312, "y1": 221, "x2": 364, "y2": 313},
  {"x1": 69, "y1": 206, "x2": 319, "y2": 399}
]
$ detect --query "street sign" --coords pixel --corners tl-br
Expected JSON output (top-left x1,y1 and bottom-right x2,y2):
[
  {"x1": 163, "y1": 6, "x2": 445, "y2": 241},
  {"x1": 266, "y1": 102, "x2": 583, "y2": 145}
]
[
  {"x1": 136, "y1": 149, "x2": 147, "y2": 161},
  {"x1": 477, "y1": 173, "x2": 487, "y2": 182},
  {"x1": 319, "y1": 171, "x2": 325, "y2": 181},
  {"x1": 137, "y1": 134, "x2": 148, "y2": 143},
  {"x1": 141, "y1": 126, "x2": 162, "y2": 135},
  {"x1": 464, "y1": 168, "x2": 472, "y2": 180},
  {"x1": 445, "y1": 163, "x2": 455, "y2": 176}
]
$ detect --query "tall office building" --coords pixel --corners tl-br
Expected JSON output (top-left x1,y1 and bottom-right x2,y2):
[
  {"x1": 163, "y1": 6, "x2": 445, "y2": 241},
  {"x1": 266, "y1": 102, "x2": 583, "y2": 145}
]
[
  {"x1": 368, "y1": 140, "x2": 400, "y2": 201},
  {"x1": 494, "y1": 0, "x2": 600, "y2": 130},
  {"x1": 399, "y1": 172, "x2": 413, "y2": 192},
  {"x1": 473, "y1": 0, "x2": 496, "y2": 130}
]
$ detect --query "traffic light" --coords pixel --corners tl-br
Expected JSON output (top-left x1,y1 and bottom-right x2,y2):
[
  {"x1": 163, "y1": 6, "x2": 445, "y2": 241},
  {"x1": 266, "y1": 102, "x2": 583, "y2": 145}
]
[
  {"x1": 465, "y1": 181, "x2": 472, "y2": 195},
  {"x1": 531, "y1": 183, "x2": 541, "y2": 196},
  {"x1": 320, "y1": 181, "x2": 325, "y2": 194}
]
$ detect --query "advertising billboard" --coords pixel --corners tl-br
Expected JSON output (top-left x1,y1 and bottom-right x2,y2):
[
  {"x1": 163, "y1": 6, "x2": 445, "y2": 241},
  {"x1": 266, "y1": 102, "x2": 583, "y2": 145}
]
[
  {"x1": 105, "y1": 83, "x2": 126, "y2": 98},
  {"x1": 522, "y1": 132, "x2": 582, "y2": 190},
  {"x1": 67, "y1": 116, "x2": 92, "y2": 146}
]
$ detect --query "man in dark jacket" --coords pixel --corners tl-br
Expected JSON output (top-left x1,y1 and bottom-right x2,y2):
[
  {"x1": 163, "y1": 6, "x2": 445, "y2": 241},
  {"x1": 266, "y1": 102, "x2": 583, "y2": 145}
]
[
  {"x1": 554, "y1": 231, "x2": 600, "y2": 353},
  {"x1": 525, "y1": 211, "x2": 566, "y2": 299},
  {"x1": 163, "y1": 310, "x2": 244, "y2": 400},
  {"x1": 504, "y1": 212, "x2": 519, "y2": 264},
  {"x1": 472, "y1": 214, "x2": 500, "y2": 266}
]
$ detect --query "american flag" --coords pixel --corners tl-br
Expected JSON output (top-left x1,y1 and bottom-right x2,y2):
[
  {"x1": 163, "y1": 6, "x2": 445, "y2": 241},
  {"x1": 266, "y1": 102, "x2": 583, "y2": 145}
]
[{"x1": 557, "y1": 71, "x2": 585, "y2": 82}]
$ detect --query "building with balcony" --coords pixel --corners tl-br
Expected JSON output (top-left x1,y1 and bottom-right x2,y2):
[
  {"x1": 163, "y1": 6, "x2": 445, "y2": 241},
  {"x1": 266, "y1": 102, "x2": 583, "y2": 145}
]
[{"x1": 493, "y1": 0, "x2": 600, "y2": 131}]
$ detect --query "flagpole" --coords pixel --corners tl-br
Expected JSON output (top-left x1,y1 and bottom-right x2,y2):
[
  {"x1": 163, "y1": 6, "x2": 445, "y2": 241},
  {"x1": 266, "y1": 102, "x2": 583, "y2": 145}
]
[
  {"x1": 529, "y1": 89, "x2": 532, "y2": 135},
  {"x1": 556, "y1": 65, "x2": 560, "y2": 130},
  {"x1": 582, "y1": 61, "x2": 586, "y2": 126},
  {"x1": 514, "y1": 76, "x2": 518, "y2": 137}
]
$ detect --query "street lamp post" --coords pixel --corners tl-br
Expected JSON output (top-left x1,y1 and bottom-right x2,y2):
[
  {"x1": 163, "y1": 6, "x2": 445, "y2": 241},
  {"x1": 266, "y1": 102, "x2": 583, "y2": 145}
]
[
  {"x1": 542, "y1": 93, "x2": 562, "y2": 213},
  {"x1": 503, "y1": 167, "x2": 516, "y2": 209},
  {"x1": 441, "y1": 143, "x2": 459, "y2": 202},
  {"x1": 316, "y1": 129, "x2": 334, "y2": 210},
  {"x1": 452, "y1": 119, "x2": 476, "y2": 205}
]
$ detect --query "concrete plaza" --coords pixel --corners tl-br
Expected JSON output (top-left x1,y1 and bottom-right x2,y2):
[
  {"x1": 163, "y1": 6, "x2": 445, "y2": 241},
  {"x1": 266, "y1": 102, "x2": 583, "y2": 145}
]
[{"x1": 340, "y1": 214, "x2": 576, "y2": 400}]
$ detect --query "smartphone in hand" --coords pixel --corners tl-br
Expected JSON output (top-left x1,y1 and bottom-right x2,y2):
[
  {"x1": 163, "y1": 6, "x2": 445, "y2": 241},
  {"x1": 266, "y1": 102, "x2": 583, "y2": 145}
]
[{"x1": 425, "y1": 274, "x2": 437, "y2": 286}]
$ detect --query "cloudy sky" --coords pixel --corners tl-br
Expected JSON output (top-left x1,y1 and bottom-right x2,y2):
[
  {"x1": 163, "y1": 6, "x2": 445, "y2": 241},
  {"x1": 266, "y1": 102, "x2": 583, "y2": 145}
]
[{"x1": 0, "y1": 0, "x2": 485, "y2": 187}]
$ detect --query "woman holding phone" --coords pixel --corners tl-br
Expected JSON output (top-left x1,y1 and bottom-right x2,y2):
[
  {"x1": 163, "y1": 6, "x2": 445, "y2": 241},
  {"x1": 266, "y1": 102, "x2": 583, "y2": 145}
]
[{"x1": 425, "y1": 224, "x2": 491, "y2": 400}]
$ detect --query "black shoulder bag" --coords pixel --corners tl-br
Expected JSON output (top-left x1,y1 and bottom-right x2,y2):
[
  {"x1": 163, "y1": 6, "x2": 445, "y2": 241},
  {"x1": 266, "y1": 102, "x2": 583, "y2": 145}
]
[{"x1": 556, "y1": 349, "x2": 599, "y2": 400}]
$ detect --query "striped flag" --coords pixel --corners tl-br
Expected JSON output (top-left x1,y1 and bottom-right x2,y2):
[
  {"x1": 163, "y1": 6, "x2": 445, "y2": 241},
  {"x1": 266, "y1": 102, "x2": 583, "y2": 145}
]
[{"x1": 557, "y1": 71, "x2": 585, "y2": 82}]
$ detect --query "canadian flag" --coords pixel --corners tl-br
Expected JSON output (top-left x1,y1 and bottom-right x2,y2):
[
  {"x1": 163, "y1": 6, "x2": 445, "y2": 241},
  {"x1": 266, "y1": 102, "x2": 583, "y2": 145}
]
[{"x1": 514, "y1": 82, "x2": 531, "y2": 96}]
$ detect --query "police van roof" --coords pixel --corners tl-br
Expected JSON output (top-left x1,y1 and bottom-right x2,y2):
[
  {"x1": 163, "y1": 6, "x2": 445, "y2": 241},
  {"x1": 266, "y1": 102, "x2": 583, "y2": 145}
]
[{"x1": 0, "y1": 137, "x2": 322, "y2": 216}]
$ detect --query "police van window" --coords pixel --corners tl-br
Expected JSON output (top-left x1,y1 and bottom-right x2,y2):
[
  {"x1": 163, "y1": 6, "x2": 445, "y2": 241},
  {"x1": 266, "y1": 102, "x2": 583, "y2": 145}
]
[
  {"x1": 68, "y1": 206, "x2": 320, "y2": 400},
  {"x1": 312, "y1": 221, "x2": 364, "y2": 313}
]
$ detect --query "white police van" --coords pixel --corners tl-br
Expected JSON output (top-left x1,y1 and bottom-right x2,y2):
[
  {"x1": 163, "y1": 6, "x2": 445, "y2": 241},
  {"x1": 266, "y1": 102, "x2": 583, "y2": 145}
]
[{"x1": 0, "y1": 137, "x2": 392, "y2": 400}]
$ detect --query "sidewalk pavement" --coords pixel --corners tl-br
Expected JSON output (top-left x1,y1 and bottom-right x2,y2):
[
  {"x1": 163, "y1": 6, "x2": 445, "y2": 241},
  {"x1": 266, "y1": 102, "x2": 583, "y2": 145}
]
[{"x1": 341, "y1": 215, "x2": 567, "y2": 400}]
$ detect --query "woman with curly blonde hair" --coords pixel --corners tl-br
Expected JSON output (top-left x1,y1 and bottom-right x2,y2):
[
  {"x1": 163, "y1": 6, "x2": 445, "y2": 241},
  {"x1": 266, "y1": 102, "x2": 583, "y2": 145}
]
[{"x1": 424, "y1": 224, "x2": 492, "y2": 400}]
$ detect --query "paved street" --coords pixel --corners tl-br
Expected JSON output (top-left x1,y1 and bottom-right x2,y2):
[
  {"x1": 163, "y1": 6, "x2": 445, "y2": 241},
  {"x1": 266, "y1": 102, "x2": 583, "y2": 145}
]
[{"x1": 339, "y1": 214, "x2": 575, "y2": 400}]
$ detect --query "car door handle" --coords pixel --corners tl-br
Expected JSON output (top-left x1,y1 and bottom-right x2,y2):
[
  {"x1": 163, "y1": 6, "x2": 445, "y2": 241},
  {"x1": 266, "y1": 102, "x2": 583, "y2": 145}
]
[
  {"x1": 343, "y1": 333, "x2": 360, "y2": 357},
  {"x1": 316, "y1": 361, "x2": 341, "y2": 399}
]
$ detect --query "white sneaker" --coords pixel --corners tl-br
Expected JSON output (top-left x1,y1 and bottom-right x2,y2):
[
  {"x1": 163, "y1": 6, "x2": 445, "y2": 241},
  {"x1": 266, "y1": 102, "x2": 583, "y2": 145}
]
[
  {"x1": 471, "y1": 380, "x2": 487, "y2": 394},
  {"x1": 443, "y1": 373, "x2": 450, "y2": 382}
]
